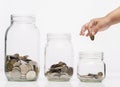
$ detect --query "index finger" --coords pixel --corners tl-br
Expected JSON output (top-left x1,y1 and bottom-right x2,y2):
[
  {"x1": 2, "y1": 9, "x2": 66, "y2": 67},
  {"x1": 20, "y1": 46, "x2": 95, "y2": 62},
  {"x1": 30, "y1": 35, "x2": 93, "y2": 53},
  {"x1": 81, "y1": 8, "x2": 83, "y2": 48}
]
[{"x1": 80, "y1": 23, "x2": 89, "y2": 36}]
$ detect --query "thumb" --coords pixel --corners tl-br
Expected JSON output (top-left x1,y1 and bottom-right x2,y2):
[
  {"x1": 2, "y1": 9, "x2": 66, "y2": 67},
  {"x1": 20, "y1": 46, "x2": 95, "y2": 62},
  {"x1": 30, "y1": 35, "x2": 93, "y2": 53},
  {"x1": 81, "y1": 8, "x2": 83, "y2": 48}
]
[{"x1": 91, "y1": 27, "x2": 98, "y2": 35}]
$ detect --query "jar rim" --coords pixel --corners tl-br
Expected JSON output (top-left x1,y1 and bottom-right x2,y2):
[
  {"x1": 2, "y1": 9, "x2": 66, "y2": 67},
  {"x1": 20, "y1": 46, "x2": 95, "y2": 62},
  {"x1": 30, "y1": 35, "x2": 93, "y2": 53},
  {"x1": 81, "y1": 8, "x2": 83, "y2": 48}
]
[
  {"x1": 11, "y1": 14, "x2": 36, "y2": 23},
  {"x1": 79, "y1": 51, "x2": 104, "y2": 59},
  {"x1": 47, "y1": 33, "x2": 71, "y2": 40},
  {"x1": 11, "y1": 14, "x2": 35, "y2": 18}
]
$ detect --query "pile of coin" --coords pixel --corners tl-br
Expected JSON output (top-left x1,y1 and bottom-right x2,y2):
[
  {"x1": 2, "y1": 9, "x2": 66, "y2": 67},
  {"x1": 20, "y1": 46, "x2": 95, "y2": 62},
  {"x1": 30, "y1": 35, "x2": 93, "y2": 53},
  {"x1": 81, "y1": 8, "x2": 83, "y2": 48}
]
[
  {"x1": 45, "y1": 61, "x2": 73, "y2": 81},
  {"x1": 5, "y1": 53, "x2": 39, "y2": 81},
  {"x1": 78, "y1": 72, "x2": 103, "y2": 82}
]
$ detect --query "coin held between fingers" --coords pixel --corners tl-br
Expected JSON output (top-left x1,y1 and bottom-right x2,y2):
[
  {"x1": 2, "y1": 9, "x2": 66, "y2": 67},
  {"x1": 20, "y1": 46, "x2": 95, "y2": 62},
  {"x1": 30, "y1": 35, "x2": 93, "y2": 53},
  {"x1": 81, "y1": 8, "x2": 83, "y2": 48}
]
[{"x1": 90, "y1": 34, "x2": 94, "y2": 41}]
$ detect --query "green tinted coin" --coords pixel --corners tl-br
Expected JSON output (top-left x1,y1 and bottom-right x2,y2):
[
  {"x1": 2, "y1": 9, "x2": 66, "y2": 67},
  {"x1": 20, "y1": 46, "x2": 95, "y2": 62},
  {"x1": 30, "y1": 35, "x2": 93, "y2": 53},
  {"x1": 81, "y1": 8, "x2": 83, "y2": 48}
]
[
  {"x1": 98, "y1": 72, "x2": 103, "y2": 77},
  {"x1": 67, "y1": 67, "x2": 73, "y2": 76},
  {"x1": 6, "y1": 63, "x2": 13, "y2": 72},
  {"x1": 90, "y1": 35, "x2": 94, "y2": 41}
]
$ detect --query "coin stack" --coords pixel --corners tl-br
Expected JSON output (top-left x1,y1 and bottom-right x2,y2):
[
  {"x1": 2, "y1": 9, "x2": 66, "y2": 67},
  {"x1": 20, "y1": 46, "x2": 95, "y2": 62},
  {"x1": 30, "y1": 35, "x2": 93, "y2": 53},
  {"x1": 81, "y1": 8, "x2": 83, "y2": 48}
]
[
  {"x1": 78, "y1": 72, "x2": 103, "y2": 82},
  {"x1": 45, "y1": 61, "x2": 73, "y2": 81},
  {"x1": 5, "y1": 53, "x2": 39, "y2": 81}
]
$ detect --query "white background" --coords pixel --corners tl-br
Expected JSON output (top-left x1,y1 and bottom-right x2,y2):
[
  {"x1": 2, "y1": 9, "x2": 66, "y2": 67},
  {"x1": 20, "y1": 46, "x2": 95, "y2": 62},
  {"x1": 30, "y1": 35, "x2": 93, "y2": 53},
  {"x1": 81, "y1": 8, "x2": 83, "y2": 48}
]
[{"x1": 0, "y1": 0, "x2": 120, "y2": 87}]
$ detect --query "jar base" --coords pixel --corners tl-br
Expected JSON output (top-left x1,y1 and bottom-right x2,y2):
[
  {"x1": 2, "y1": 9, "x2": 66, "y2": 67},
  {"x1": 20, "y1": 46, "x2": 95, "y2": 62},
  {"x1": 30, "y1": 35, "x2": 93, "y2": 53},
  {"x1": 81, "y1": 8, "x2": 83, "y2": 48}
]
[
  {"x1": 6, "y1": 72, "x2": 38, "y2": 82},
  {"x1": 79, "y1": 79, "x2": 102, "y2": 83},
  {"x1": 46, "y1": 76, "x2": 71, "y2": 82},
  {"x1": 7, "y1": 79, "x2": 37, "y2": 82},
  {"x1": 78, "y1": 76, "x2": 103, "y2": 83},
  {"x1": 47, "y1": 78, "x2": 71, "y2": 82}
]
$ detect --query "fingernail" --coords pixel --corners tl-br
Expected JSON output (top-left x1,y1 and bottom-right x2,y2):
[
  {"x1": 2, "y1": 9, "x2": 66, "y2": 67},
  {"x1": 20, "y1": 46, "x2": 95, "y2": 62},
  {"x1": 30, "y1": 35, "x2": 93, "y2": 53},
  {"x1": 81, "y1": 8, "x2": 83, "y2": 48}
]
[{"x1": 92, "y1": 32, "x2": 95, "y2": 35}]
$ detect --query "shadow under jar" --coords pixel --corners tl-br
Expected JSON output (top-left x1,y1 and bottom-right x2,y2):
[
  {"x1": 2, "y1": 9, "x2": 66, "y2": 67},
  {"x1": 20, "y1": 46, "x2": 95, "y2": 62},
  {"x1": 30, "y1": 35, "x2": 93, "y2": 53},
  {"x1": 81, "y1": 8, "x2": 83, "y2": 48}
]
[
  {"x1": 45, "y1": 33, "x2": 74, "y2": 82},
  {"x1": 77, "y1": 51, "x2": 106, "y2": 82},
  {"x1": 5, "y1": 15, "x2": 40, "y2": 81}
]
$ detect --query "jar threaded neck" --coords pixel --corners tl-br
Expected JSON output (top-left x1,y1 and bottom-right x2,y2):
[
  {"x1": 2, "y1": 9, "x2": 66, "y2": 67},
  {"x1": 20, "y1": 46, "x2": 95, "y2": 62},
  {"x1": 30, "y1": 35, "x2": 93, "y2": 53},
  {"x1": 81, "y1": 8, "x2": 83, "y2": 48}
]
[
  {"x1": 79, "y1": 51, "x2": 104, "y2": 60},
  {"x1": 11, "y1": 14, "x2": 35, "y2": 23}
]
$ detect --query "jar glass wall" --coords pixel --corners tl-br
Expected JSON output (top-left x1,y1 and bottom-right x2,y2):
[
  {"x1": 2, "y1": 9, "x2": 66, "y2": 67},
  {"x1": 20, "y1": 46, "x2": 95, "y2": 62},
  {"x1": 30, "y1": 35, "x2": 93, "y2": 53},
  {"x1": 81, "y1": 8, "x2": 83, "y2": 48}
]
[
  {"x1": 5, "y1": 15, "x2": 40, "y2": 81},
  {"x1": 44, "y1": 33, "x2": 74, "y2": 81},
  {"x1": 77, "y1": 51, "x2": 106, "y2": 82}
]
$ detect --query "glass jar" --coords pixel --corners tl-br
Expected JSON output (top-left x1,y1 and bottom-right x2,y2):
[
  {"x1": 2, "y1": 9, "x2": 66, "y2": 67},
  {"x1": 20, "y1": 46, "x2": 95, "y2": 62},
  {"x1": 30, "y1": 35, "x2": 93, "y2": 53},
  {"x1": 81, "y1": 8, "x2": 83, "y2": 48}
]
[
  {"x1": 5, "y1": 15, "x2": 40, "y2": 81},
  {"x1": 77, "y1": 51, "x2": 106, "y2": 82},
  {"x1": 44, "y1": 33, "x2": 74, "y2": 81}
]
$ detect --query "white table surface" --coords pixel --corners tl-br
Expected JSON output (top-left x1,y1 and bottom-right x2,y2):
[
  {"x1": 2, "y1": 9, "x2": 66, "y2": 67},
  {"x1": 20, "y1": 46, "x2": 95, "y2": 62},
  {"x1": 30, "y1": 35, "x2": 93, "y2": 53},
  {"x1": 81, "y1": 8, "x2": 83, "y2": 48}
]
[{"x1": 0, "y1": 74, "x2": 119, "y2": 87}]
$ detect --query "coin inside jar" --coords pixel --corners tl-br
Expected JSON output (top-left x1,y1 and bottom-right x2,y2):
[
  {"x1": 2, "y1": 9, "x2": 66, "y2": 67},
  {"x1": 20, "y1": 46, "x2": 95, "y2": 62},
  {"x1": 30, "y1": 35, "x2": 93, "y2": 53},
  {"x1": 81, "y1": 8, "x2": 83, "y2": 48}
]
[
  {"x1": 19, "y1": 64, "x2": 29, "y2": 75},
  {"x1": 45, "y1": 61, "x2": 73, "y2": 81},
  {"x1": 6, "y1": 63, "x2": 13, "y2": 72},
  {"x1": 11, "y1": 69, "x2": 21, "y2": 80},
  {"x1": 5, "y1": 53, "x2": 39, "y2": 81},
  {"x1": 98, "y1": 72, "x2": 103, "y2": 77},
  {"x1": 26, "y1": 71, "x2": 36, "y2": 80}
]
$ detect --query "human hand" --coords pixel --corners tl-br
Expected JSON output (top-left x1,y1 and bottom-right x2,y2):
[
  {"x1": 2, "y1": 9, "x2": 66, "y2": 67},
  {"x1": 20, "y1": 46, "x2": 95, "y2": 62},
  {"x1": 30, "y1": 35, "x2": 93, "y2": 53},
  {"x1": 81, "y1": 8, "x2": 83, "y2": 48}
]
[{"x1": 80, "y1": 17, "x2": 111, "y2": 37}]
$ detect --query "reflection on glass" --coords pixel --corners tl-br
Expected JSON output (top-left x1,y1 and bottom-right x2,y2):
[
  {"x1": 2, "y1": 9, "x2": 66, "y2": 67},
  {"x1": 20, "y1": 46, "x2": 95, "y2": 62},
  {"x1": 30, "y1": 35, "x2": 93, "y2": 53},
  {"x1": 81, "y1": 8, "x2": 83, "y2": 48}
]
[
  {"x1": 78, "y1": 83, "x2": 105, "y2": 87},
  {"x1": 45, "y1": 82, "x2": 72, "y2": 87},
  {"x1": 5, "y1": 82, "x2": 39, "y2": 87}
]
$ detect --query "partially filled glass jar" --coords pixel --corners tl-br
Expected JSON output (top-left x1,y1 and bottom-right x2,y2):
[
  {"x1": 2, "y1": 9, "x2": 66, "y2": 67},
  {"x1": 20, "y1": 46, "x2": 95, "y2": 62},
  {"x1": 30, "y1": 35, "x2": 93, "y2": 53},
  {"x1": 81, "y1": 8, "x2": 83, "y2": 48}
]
[
  {"x1": 77, "y1": 51, "x2": 106, "y2": 82},
  {"x1": 45, "y1": 33, "x2": 74, "y2": 81},
  {"x1": 5, "y1": 15, "x2": 40, "y2": 81}
]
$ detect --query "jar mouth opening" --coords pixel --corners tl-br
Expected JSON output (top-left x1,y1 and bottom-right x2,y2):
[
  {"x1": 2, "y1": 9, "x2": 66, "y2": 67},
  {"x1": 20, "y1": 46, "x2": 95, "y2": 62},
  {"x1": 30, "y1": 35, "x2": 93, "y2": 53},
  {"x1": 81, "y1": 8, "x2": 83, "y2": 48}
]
[
  {"x1": 11, "y1": 14, "x2": 35, "y2": 23},
  {"x1": 79, "y1": 51, "x2": 104, "y2": 59},
  {"x1": 11, "y1": 14, "x2": 35, "y2": 18},
  {"x1": 47, "y1": 33, "x2": 71, "y2": 40}
]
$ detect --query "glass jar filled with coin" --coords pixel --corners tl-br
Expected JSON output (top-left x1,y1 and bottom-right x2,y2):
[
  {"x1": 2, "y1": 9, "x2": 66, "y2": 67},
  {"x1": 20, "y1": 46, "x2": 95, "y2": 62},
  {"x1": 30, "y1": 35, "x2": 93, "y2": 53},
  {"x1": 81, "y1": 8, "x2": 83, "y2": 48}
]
[
  {"x1": 5, "y1": 15, "x2": 40, "y2": 81},
  {"x1": 45, "y1": 33, "x2": 74, "y2": 81},
  {"x1": 77, "y1": 51, "x2": 106, "y2": 82}
]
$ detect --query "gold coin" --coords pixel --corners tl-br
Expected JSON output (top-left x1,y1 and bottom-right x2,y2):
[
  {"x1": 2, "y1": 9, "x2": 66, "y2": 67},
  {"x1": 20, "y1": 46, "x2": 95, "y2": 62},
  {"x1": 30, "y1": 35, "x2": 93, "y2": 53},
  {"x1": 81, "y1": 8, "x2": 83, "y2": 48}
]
[
  {"x1": 35, "y1": 67, "x2": 39, "y2": 76},
  {"x1": 90, "y1": 35, "x2": 94, "y2": 41},
  {"x1": 98, "y1": 72, "x2": 103, "y2": 77},
  {"x1": 6, "y1": 63, "x2": 13, "y2": 72}
]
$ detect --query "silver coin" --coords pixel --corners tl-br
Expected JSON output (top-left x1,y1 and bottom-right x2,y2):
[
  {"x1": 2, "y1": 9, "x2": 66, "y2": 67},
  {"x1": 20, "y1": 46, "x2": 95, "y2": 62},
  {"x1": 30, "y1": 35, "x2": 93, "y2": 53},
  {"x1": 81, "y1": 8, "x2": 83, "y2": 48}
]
[
  {"x1": 67, "y1": 67, "x2": 73, "y2": 76},
  {"x1": 18, "y1": 56, "x2": 24, "y2": 60},
  {"x1": 26, "y1": 63, "x2": 34, "y2": 71},
  {"x1": 13, "y1": 61, "x2": 21, "y2": 67},
  {"x1": 61, "y1": 65, "x2": 68, "y2": 72},
  {"x1": 14, "y1": 53, "x2": 19, "y2": 58},
  {"x1": 12, "y1": 67, "x2": 21, "y2": 71},
  {"x1": 26, "y1": 71, "x2": 36, "y2": 80},
  {"x1": 50, "y1": 72, "x2": 60, "y2": 77},
  {"x1": 11, "y1": 69, "x2": 21, "y2": 80},
  {"x1": 60, "y1": 73, "x2": 70, "y2": 80},
  {"x1": 19, "y1": 64, "x2": 29, "y2": 75},
  {"x1": 20, "y1": 60, "x2": 27, "y2": 65},
  {"x1": 23, "y1": 55, "x2": 29, "y2": 59},
  {"x1": 29, "y1": 61, "x2": 37, "y2": 66}
]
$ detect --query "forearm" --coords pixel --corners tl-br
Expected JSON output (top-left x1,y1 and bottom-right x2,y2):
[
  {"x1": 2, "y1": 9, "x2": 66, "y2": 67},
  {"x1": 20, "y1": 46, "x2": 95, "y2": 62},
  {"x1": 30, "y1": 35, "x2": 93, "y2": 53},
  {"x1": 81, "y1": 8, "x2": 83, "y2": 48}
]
[{"x1": 105, "y1": 7, "x2": 120, "y2": 25}]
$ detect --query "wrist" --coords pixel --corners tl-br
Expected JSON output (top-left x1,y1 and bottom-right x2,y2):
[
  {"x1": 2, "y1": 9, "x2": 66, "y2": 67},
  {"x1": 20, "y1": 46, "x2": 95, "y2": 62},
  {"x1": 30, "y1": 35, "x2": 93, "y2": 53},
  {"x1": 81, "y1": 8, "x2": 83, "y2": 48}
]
[{"x1": 104, "y1": 15, "x2": 113, "y2": 26}]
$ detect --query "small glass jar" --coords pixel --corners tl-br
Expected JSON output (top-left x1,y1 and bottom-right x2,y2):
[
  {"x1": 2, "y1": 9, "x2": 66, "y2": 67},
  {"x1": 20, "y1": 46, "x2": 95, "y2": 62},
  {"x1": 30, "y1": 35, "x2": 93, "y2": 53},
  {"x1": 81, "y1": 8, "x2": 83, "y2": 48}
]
[
  {"x1": 44, "y1": 33, "x2": 74, "y2": 81},
  {"x1": 5, "y1": 15, "x2": 40, "y2": 81},
  {"x1": 77, "y1": 51, "x2": 106, "y2": 82}
]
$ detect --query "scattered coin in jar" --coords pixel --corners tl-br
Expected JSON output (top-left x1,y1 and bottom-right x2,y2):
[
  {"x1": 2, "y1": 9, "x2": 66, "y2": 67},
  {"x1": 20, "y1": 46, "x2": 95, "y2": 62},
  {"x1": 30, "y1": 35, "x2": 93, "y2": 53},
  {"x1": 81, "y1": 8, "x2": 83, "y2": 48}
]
[
  {"x1": 78, "y1": 72, "x2": 104, "y2": 82},
  {"x1": 5, "y1": 53, "x2": 39, "y2": 81},
  {"x1": 45, "y1": 61, "x2": 73, "y2": 81}
]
